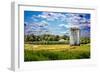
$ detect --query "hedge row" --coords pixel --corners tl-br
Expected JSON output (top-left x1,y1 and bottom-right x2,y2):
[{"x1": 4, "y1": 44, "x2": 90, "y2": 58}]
[{"x1": 25, "y1": 41, "x2": 69, "y2": 45}]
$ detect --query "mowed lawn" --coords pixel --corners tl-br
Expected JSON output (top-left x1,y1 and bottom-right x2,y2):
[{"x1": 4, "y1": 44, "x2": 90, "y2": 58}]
[{"x1": 24, "y1": 44, "x2": 90, "y2": 61}]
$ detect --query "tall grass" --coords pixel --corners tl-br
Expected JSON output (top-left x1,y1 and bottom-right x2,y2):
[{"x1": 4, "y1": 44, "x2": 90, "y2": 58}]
[{"x1": 24, "y1": 44, "x2": 90, "y2": 61}]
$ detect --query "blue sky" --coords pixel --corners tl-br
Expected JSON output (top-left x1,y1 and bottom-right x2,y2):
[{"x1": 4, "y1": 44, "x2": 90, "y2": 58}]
[{"x1": 24, "y1": 11, "x2": 90, "y2": 37}]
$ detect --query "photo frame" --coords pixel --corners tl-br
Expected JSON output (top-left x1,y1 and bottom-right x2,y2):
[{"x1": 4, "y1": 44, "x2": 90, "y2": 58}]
[{"x1": 11, "y1": 1, "x2": 97, "y2": 71}]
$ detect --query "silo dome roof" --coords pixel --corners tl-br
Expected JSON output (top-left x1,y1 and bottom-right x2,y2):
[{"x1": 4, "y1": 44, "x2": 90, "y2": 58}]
[{"x1": 69, "y1": 25, "x2": 80, "y2": 29}]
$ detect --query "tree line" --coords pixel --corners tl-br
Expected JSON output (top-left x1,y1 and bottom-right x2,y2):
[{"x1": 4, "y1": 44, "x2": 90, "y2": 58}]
[
  {"x1": 24, "y1": 34, "x2": 90, "y2": 44},
  {"x1": 24, "y1": 34, "x2": 69, "y2": 42}
]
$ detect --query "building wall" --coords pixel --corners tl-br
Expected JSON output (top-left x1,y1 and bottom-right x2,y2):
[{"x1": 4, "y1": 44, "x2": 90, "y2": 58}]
[{"x1": 70, "y1": 28, "x2": 80, "y2": 45}]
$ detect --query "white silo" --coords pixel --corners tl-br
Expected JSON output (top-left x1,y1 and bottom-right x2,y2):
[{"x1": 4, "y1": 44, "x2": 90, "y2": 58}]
[{"x1": 69, "y1": 25, "x2": 80, "y2": 46}]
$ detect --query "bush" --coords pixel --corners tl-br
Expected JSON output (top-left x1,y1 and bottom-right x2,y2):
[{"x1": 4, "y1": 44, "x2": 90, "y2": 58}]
[
  {"x1": 25, "y1": 41, "x2": 69, "y2": 45},
  {"x1": 80, "y1": 37, "x2": 90, "y2": 44}
]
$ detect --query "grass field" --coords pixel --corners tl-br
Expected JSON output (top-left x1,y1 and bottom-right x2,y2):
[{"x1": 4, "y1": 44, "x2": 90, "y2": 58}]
[{"x1": 24, "y1": 44, "x2": 90, "y2": 61}]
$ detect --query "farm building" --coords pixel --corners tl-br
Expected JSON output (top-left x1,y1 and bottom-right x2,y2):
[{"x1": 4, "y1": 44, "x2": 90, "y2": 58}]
[{"x1": 69, "y1": 25, "x2": 80, "y2": 46}]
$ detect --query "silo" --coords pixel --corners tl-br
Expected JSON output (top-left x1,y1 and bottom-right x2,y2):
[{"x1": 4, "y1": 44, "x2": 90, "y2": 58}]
[{"x1": 70, "y1": 25, "x2": 80, "y2": 46}]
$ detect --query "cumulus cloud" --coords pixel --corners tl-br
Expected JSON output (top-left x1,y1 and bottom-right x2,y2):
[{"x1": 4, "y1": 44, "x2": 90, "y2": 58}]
[
  {"x1": 25, "y1": 11, "x2": 90, "y2": 36},
  {"x1": 58, "y1": 23, "x2": 79, "y2": 29},
  {"x1": 37, "y1": 12, "x2": 67, "y2": 21},
  {"x1": 37, "y1": 12, "x2": 90, "y2": 27},
  {"x1": 59, "y1": 24, "x2": 70, "y2": 28},
  {"x1": 24, "y1": 20, "x2": 50, "y2": 35}
]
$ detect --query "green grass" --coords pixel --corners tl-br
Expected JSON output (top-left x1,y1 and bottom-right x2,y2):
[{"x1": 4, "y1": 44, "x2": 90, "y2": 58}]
[{"x1": 24, "y1": 44, "x2": 90, "y2": 61}]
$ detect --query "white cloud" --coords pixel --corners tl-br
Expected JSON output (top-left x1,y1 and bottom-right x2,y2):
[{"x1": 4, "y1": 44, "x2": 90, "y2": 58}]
[
  {"x1": 24, "y1": 20, "x2": 50, "y2": 35},
  {"x1": 32, "y1": 12, "x2": 90, "y2": 27},
  {"x1": 40, "y1": 20, "x2": 48, "y2": 26},
  {"x1": 37, "y1": 12, "x2": 67, "y2": 21},
  {"x1": 27, "y1": 20, "x2": 48, "y2": 27},
  {"x1": 59, "y1": 24, "x2": 71, "y2": 28},
  {"x1": 25, "y1": 12, "x2": 90, "y2": 35}
]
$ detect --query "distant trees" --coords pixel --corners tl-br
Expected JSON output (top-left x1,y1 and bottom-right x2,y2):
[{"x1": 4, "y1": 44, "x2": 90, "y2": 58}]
[
  {"x1": 80, "y1": 37, "x2": 90, "y2": 44},
  {"x1": 25, "y1": 34, "x2": 69, "y2": 42},
  {"x1": 24, "y1": 34, "x2": 90, "y2": 45},
  {"x1": 62, "y1": 35, "x2": 69, "y2": 40},
  {"x1": 24, "y1": 34, "x2": 69, "y2": 44}
]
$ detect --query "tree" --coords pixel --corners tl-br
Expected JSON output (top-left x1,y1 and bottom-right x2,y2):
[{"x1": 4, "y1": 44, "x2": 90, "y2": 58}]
[{"x1": 62, "y1": 35, "x2": 69, "y2": 40}]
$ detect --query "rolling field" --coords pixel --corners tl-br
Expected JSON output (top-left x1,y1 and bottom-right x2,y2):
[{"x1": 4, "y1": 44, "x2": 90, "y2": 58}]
[{"x1": 24, "y1": 44, "x2": 90, "y2": 61}]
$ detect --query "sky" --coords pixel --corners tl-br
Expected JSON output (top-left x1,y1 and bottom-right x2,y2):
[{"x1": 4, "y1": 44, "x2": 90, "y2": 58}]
[{"x1": 24, "y1": 11, "x2": 90, "y2": 37}]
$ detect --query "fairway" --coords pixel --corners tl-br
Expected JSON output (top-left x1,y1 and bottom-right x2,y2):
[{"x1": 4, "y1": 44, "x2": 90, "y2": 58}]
[{"x1": 24, "y1": 44, "x2": 90, "y2": 61}]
